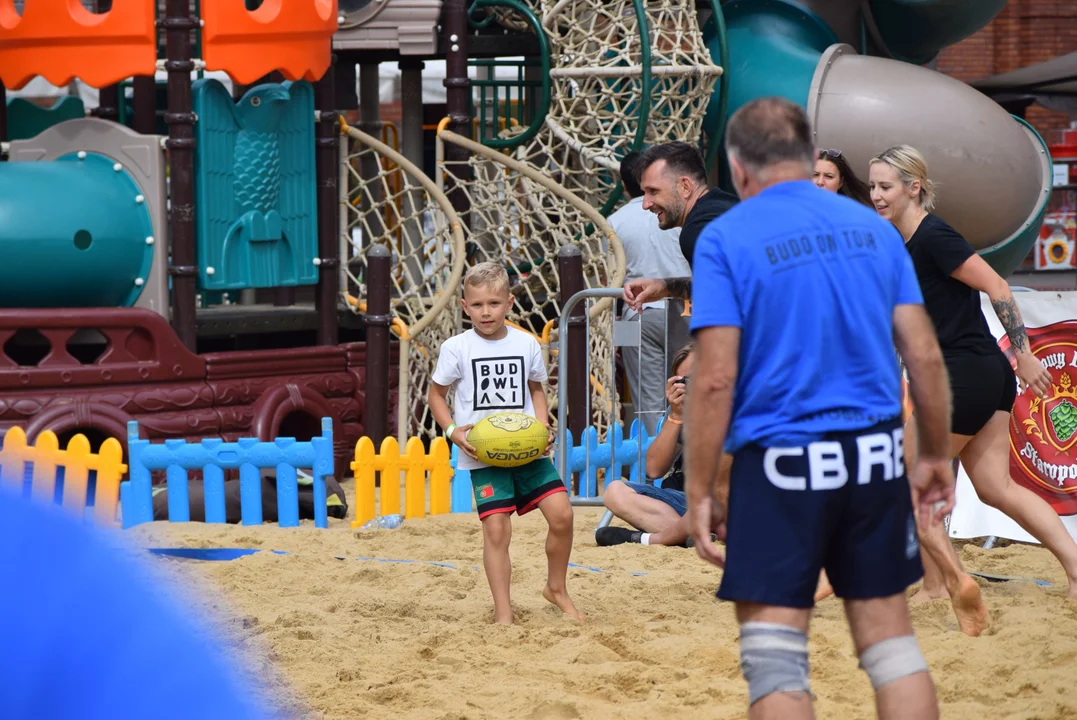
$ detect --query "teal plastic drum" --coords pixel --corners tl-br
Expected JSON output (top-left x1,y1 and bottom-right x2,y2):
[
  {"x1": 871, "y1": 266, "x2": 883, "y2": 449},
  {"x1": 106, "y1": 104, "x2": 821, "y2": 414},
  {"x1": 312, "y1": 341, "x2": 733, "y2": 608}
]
[{"x1": 0, "y1": 153, "x2": 154, "y2": 308}]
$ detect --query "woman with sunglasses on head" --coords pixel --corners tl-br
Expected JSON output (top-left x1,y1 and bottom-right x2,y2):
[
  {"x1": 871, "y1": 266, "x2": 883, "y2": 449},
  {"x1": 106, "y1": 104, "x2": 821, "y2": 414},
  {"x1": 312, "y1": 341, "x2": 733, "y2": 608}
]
[
  {"x1": 869, "y1": 145, "x2": 1077, "y2": 637},
  {"x1": 814, "y1": 148, "x2": 872, "y2": 207}
]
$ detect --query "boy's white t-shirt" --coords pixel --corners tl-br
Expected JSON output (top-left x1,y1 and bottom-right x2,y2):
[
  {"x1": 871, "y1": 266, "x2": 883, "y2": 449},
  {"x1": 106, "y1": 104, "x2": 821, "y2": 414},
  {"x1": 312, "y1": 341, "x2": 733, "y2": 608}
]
[{"x1": 431, "y1": 326, "x2": 548, "y2": 470}]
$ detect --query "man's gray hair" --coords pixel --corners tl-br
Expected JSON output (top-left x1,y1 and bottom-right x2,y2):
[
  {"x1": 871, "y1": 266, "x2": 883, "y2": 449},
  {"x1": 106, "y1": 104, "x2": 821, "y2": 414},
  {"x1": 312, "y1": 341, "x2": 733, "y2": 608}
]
[{"x1": 725, "y1": 97, "x2": 815, "y2": 174}]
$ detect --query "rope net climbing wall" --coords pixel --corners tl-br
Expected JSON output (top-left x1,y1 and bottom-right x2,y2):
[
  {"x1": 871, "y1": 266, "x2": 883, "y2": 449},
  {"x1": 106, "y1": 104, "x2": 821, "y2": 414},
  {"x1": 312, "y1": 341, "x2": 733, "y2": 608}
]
[
  {"x1": 502, "y1": 0, "x2": 722, "y2": 213},
  {"x1": 340, "y1": 124, "x2": 466, "y2": 441}
]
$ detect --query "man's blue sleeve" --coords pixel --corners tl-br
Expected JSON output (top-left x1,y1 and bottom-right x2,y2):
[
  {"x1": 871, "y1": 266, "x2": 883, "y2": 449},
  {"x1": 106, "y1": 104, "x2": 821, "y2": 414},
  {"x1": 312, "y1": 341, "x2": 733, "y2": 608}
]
[{"x1": 690, "y1": 225, "x2": 742, "y2": 331}]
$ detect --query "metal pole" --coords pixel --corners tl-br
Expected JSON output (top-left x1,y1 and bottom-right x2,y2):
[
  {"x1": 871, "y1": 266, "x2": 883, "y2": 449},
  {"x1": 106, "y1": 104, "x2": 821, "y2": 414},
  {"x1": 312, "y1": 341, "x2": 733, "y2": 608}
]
[
  {"x1": 400, "y1": 58, "x2": 426, "y2": 293},
  {"x1": 315, "y1": 52, "x2": 340, "y2": 346},
  {"x1": 442, "y1": 0, "x2": 472, "y2": 225},
  {"x1": 358, "y1": 63, "x2": 385, "y2": 247},
  {"x1": 365, "y1": 245, "x2": 392, "y2": 447},
  {"x1": 555, "y1": 287, "x2": 622, "y2": 490},
  {"x1": 0, "y1": 79, "x2": 7, "y2": 160},
  {"x1": 93, "y1": 0, "x2": 121, "y2": 123},
  {"x1": 164, "y1": 0, "x2": 199, "y2": 350},
  {"x1": 558, "y1": 246, "x2": 588, "y2": 491},
  {"x1": 132, "y1": 75, "x2": 157, "y2": 134}
]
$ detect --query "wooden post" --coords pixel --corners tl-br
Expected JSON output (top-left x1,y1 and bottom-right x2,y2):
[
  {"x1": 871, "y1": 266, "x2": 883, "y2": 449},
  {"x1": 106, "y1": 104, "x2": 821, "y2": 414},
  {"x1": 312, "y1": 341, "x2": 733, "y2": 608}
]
[
  {"x1": 164, "y1": 0, "x2": 199, "y2": 350},
  {"x1": 315, "y1": 53, "x2": 340, "y2": 346},
  {"x1": 365, "y1": 244, "x2": 392, "y2": 447}
]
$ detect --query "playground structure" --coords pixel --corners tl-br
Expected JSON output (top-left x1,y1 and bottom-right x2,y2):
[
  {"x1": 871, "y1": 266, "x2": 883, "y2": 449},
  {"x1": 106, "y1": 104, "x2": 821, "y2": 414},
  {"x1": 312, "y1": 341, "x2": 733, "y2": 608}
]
[{"x1": 0, "y1": 0, "x2": 1059, "y2": 526}]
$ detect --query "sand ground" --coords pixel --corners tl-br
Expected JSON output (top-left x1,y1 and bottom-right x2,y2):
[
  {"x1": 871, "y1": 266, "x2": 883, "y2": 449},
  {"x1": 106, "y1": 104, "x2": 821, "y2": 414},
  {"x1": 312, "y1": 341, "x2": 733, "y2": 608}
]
[{"x1": 124, "y1": 485, "x2": 1077, "y2": 720}]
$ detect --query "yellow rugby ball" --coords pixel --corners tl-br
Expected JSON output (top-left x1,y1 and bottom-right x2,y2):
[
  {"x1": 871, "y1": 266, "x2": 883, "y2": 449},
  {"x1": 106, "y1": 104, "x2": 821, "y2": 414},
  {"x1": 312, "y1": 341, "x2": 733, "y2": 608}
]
[{"x1": 467, "y1": 412, "x2": 549, "y2": 468}]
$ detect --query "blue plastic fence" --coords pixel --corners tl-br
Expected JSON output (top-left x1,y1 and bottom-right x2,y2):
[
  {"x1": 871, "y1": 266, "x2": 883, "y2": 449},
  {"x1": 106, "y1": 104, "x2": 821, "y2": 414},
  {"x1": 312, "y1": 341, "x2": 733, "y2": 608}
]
[
  {"x1": 120, "y1": 418, "x2": 334, "y2": 529},
  {"x1": 450, "y1": 418, "x2": 665, "y2": 512}
]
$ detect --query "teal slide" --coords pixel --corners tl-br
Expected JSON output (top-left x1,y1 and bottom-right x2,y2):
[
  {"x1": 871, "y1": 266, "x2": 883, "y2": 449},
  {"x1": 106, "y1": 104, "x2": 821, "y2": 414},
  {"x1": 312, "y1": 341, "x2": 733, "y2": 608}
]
[{"x1": 701, "y1": 0, "x2": 1050, "y2": 278}]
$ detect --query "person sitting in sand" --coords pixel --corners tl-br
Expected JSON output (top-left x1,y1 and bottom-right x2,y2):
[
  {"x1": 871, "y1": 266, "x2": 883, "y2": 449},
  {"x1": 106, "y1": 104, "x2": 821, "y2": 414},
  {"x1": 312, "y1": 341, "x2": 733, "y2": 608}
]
[{"x1": 597, "y1": 342, "x2": 717, "y2": 547}]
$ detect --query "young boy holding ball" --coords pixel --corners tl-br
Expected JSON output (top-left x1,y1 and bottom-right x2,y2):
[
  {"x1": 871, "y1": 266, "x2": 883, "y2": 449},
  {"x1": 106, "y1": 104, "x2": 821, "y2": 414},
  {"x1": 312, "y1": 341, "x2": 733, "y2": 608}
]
[{"x1": 428, "y1": 262, "x2": 584, "y2": 624}]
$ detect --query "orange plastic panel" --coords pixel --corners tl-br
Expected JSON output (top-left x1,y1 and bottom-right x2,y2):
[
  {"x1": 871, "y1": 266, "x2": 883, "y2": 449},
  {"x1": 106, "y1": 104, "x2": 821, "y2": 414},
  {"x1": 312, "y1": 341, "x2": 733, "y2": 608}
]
[
  {"x1": 0, "y1": 0, "x2": 156, "y2": 90},
  {"x1": 201, "y1": 0, "x2": 338, "y2": 86}
]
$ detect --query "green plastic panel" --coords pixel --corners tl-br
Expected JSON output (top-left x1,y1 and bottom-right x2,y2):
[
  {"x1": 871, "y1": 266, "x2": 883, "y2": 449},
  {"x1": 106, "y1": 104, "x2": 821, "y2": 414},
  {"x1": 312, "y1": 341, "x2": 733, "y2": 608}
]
[
  {"x1": 980, "y1": 117, "x2": 1054, "y2": 279},
  {"x1": 712, "y1": 0, "x2": 837, "y2": 122},
  {"x1": 4, "y1": 96, "x2": 85, "y2": 141}
]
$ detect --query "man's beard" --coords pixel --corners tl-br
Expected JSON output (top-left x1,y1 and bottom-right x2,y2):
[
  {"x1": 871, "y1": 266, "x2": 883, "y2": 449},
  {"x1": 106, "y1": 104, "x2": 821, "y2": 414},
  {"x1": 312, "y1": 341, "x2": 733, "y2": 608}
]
[{"x1": 656, "y1": 198, "x2": 685, "y2": 230}]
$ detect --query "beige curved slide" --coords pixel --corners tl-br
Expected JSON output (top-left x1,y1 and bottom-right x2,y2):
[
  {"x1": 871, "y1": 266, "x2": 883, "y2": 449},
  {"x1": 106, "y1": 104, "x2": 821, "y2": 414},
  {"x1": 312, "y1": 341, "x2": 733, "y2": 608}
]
[{"x1": 807, "y1": 44, "x2": 1052, "y2": 275}]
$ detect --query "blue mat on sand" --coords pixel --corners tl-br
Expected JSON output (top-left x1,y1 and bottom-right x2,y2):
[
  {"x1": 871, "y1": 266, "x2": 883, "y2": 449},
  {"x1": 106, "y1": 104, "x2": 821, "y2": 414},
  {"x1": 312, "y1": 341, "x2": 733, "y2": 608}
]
[{"x1": 147, "y1": 548, "x2": 648, "y2": 576}]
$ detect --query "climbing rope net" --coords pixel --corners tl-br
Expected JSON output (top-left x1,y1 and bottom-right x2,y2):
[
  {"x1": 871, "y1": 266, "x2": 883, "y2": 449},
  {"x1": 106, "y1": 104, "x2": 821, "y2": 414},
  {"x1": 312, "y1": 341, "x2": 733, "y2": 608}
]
[
  {"x1": 340, "y1": 0, "x2": 719, "y2": 442},
  {"x1": 500, "y1": 0, "x2": 722, "y2": 213},
  {"x1": 437, "y1": 127, "x2": 626, "y2": 437},
  {"x1": 339, "y1": 123, "x2": 467, "y2": 441}
]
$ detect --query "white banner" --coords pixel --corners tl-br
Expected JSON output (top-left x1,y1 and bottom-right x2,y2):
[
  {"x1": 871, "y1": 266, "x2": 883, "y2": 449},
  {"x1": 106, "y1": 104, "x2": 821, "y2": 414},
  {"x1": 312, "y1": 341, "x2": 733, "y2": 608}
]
[{"x1": 948, "y1": 291, "x2": 1077, "y2": 543}]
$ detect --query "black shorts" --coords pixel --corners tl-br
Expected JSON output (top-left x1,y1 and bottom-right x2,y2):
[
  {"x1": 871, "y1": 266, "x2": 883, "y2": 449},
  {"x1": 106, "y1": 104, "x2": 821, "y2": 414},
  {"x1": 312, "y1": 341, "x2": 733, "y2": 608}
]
[
  {"x1": 947, "y1": 351, "x2": 1016, "y2": 436},
  {"x1": 718, "y1": 418, "x2": 923, "y2": 609}
]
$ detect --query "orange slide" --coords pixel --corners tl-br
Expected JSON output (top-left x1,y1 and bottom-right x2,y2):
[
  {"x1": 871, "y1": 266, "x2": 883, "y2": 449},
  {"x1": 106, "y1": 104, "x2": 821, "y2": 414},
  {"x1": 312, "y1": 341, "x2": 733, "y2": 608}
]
[{"x1": 0, "y1": 0, "x2": 156, "y2": 90}]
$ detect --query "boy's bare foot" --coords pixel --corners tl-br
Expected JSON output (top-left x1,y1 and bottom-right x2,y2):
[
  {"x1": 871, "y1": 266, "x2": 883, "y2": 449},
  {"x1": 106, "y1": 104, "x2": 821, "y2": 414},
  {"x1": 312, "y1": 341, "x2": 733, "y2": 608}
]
[
  {"x1": 543, "y1": 584, "x2": 585, "y2": 621},
  {"x1": 493, "y1": 609, "x2": 514, "y2": 625},
  {"x1": 1067, "y1": 577, "x2": 1077, "y2": 600},
  {"x1": 951, "y1": 576, "x2": 989, "y2": 637}
]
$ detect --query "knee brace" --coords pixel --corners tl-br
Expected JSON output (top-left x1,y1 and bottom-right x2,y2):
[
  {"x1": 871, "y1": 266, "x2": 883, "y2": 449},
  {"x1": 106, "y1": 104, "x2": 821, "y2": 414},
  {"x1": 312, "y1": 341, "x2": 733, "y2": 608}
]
[
  {"x1": 739, "y1": 622, "x2": 812, "y2": 706},
  {"x1": 858, "y1": 635, "x2": 929, "y2": 690}
]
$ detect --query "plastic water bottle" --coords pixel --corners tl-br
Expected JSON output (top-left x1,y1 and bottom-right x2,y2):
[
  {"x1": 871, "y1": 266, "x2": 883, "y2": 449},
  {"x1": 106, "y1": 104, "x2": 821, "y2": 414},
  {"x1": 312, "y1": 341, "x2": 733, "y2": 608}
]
[{"x1": 359, "y1": 514, "x2": 403, "y2": 531}]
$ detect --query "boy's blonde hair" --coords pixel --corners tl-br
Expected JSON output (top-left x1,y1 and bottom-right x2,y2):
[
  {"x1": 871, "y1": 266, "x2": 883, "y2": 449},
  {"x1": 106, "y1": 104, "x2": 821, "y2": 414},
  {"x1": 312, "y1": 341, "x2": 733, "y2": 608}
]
[
  {"x1": 869, "y1": 145, "x2": 938, "y2": 212},
  {"x1": 462, "y1": 261, "x2": 510, "y2": 296}
]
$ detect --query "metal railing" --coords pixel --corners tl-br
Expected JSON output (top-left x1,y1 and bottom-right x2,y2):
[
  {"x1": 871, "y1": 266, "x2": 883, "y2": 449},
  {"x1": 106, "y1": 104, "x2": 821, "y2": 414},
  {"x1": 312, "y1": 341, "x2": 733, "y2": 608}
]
[{"x1": 556, "y1": 287, "x2": 624, "y2": 506}]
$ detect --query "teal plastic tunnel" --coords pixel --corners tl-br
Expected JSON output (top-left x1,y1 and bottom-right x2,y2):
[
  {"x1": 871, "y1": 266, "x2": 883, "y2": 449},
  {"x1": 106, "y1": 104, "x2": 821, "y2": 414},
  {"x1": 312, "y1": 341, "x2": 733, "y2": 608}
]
[
  {"x1": 701, "y1": 0, "x2": 1051, "y2": 277},
  {"x1": 705, "y1": 0, "x2": 837, "y2": 128},
  {"x1": 0, "y1": 153, "x2": 155, "y2": 308}
]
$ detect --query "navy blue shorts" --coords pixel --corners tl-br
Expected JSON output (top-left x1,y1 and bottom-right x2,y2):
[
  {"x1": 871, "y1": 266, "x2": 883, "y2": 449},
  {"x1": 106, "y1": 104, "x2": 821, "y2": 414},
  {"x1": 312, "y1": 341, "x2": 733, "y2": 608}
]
[{"x1": 718, "y1": 418, "x2": 922, "y2": 608}]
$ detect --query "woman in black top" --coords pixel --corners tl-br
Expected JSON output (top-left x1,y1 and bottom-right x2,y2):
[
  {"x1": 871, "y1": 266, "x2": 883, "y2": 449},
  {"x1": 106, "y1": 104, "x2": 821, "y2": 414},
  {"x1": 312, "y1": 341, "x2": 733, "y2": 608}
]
[{"x1": 870, "y1": 145, "x2": 1077, "y2": 635}]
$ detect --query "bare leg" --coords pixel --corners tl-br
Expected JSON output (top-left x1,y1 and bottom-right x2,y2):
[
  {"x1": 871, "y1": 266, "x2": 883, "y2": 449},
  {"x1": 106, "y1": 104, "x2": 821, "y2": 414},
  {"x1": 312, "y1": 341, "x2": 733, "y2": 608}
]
[
  {"x1": 814, "y1": 571, "x2": 833, "y2": 603},
  {"x1": 962, "y1": 411, "x2": 1077, "y2": 599},
  {"x1": 481, "y1": 513, "x2": 514, "y2": 624},
  {"x1": 904, "y1": 413, "x2": 989, "y2": 636},
  {"x1": 537, "y1": 492, "x2": 584, "y2": 620},
  {"x1": 603, "y1": 480, "x2": 683, "y2": 533},
  {"x1": 845, "y1": 593, "x2": 939, "y2": 720},
  {"x1": 647, "y1": 514, "x2": 690, "y2": 546}
]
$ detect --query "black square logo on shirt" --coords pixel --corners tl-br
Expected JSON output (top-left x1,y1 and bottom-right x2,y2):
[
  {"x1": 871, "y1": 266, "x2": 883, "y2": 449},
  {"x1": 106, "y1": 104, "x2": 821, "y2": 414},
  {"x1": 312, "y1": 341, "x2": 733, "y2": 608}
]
[{"x1": 472, "y1": 356, "x2": 526, "y2": 410}]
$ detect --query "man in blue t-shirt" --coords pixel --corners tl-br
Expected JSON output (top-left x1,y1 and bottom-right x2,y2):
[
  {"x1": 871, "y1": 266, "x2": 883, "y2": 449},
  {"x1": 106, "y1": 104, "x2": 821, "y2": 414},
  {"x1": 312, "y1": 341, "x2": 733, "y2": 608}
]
[{"x1": 684, "y1": 98, "x2": 955, "y2": 720}]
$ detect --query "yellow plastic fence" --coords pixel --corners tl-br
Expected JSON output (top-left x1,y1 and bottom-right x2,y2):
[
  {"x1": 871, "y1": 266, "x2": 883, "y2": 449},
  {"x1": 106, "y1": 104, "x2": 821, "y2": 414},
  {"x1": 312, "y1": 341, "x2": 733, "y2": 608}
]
[
  {"x1": 0, "y1": 427, "x2": 127, "y2": 526},
  {"x1": 351, "y1": 436, "x2": 453, "y2": 528}
]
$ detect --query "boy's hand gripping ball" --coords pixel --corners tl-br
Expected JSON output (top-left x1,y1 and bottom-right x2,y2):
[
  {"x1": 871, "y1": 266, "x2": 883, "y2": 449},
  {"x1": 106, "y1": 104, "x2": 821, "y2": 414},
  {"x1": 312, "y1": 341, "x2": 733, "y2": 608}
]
[{"x1": 466, "y1": 412, "x2": 550, "y2": 468}]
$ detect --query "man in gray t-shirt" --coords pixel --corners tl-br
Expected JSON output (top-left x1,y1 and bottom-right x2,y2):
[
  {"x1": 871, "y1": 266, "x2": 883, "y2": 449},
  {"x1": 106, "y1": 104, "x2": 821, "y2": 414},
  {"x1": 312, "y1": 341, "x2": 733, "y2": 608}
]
[{"x1": 608, "y1": 152, "x2": 692, "y2": 436}]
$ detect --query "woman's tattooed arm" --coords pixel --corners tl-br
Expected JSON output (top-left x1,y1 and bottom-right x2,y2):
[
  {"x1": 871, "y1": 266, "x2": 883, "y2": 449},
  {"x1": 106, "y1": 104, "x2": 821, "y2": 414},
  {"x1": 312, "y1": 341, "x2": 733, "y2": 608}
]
[{"x1": 991, "y1": 296, "x2": 1029, "y2": 353}]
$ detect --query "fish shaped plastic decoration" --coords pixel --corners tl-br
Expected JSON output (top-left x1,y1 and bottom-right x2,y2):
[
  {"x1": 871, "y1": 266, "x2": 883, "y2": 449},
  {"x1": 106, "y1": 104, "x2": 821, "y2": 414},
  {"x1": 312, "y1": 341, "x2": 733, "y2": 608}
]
[{"x1": 192, "y1": 78, "x2": 318, "y2": 290}]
